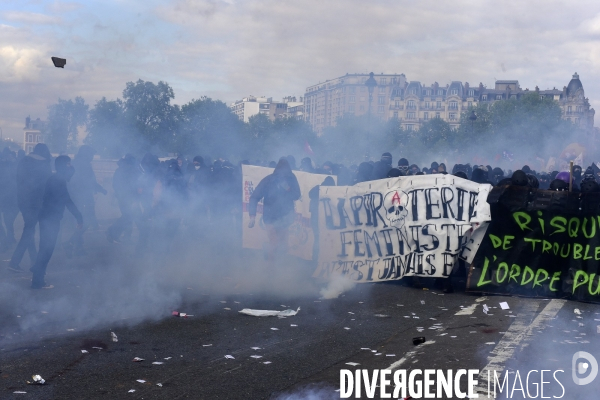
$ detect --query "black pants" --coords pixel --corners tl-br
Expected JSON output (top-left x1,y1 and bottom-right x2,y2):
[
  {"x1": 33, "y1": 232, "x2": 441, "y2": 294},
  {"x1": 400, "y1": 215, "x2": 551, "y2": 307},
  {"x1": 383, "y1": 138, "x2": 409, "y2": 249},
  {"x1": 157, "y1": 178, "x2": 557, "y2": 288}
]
[
  {"x1": 31, "y1": 218, "x2": 61, "y2": 286},
  {"x1": 10, "y1": 207, "x2": 39, "y2": 267}
]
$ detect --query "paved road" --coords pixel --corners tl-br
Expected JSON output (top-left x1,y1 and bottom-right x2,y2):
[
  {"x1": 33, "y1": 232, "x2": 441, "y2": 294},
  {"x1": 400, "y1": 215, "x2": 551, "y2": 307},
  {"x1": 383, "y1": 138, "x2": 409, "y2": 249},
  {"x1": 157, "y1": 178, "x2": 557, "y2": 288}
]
[{"x1": 1, "y1": 225, "x2": 599, "y2": 399}]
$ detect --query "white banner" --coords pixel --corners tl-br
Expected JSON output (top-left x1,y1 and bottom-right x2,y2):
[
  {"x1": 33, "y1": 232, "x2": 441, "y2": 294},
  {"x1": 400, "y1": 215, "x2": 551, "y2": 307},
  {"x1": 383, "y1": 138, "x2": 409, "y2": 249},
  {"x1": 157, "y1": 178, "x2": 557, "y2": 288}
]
[
  {"x1": 313, "y1": 175, "x2": 492, "y2": 282},
  {"x1": 242, "y1": 165, "x2": 336, "y2": 260}
]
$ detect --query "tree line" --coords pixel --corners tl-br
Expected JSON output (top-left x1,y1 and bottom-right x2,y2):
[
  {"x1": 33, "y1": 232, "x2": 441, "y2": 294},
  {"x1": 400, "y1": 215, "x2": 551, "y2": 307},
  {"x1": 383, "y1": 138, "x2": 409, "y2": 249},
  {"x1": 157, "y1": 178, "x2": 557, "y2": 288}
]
[{"x1": 43, "y1": 79, "x2": 585, "y2": 164}]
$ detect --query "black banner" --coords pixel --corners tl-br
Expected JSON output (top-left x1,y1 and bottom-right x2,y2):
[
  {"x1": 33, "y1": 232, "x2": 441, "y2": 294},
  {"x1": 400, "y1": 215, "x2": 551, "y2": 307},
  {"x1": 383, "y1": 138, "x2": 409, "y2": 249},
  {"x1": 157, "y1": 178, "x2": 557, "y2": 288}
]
[{"x1": 467, "y1": 186, "x2": 600, "y2": 303}]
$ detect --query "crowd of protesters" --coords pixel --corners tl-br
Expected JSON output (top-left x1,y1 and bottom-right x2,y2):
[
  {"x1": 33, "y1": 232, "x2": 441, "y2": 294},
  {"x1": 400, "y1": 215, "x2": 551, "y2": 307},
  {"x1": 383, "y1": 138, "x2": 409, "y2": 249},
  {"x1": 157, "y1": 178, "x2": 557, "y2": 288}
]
[{"x1": 1, "y1": 143, "x2": 598, "y2": 288}]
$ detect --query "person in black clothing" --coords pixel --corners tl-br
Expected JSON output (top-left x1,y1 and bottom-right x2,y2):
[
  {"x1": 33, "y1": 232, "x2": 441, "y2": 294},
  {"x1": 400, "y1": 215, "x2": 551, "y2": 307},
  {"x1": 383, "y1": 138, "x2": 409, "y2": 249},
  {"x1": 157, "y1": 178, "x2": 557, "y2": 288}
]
[
  {"x1": 248, "y1": 158, "x2": 301, "y2": 261},
  {"x1": 8, "y1": 143, "x2": 52, "y2": 273},
  {"x1": 31, "y1": 156, "x2": 82, "y2": 289},
  {"x1": 107, "y1": 154, "x2": 139, "y2": 243},
  {"x1": 65, "y1": 145, "x2": 106, "y2": 256}
]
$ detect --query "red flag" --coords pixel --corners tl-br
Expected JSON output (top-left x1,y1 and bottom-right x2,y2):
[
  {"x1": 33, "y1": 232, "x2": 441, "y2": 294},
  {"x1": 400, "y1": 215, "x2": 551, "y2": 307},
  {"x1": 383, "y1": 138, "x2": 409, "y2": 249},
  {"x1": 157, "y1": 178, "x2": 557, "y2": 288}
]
[{"x1": 304, "y1": 141, "x2": 314, "y2": 155}]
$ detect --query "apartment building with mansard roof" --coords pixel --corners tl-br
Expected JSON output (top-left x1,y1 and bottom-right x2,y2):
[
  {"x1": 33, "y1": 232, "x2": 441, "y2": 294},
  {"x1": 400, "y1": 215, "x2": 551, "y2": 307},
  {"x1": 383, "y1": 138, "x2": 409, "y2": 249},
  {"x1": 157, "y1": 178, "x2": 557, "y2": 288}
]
[{"x1": 304, "y1": 73, "x2": 594, "y2": 134}]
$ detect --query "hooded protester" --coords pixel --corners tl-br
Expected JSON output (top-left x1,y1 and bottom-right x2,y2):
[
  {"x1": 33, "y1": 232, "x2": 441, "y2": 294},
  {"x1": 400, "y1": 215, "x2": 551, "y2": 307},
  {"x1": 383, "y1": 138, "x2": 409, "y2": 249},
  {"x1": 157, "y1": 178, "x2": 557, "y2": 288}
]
[
  {"x1": 31, "y1": 156, "x2": 82, "y2": 289},
  {"x1": 248, "y1": 158, "x2": 300, "y2": 261},
  {"x1": 409, "y1": 164, "x2": 419, "y2": 175},
  {"x1": 538, "y1": 173, "x2": 551, "y2": 190},
  {"x1": 299, "y1": 157, "x2": 314, "y2": 173},
  {"x1": 107, "y1": 154, "x2": 140, "y2": 244},
  {"x1": 65, "y1": 145, "x2": 107, "y2": 256},
  {"x1": 354, "y1": 162, "x2": 373, "y2": 184},
  {"x1": 397, "y1": 158, "x2": 409, "y2": 175},
  {"x1": 8, "y1": 143, "x2": 52, "y2": 273},
  {"x1": 471, "y1": 167, "x2": 492, "y2": 185},
  {"x1": 572, "y1": 165, "x2": 583, "y2": 186}
]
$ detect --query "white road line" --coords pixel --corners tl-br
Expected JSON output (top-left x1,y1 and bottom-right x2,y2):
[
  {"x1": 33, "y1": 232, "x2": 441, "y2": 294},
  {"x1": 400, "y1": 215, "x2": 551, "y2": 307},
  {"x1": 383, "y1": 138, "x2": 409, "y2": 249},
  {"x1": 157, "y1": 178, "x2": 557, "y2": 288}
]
[
  {"x1": 455, "y1": 297, "x2": 488, "y2": 316},
  {"x1": 385, "y1": 341, "x2": 436, "y2": 371},
  {"x1": 471, "y1": 299, "x2": 566, "y2": 399}
]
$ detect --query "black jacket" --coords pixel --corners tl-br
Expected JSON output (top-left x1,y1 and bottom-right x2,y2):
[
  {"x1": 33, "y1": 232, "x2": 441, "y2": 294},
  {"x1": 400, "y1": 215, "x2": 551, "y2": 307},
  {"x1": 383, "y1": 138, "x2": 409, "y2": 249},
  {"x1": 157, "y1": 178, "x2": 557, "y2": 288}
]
[
  {"x1": 38, "y1": 174, "x2": 83, "y2": 224},
  {"x1": 249, "y1": 171, "x2": 300, "y2": 224},
  {"x1": 16, "y1": 154, "x2": 52, "y2": 210}
]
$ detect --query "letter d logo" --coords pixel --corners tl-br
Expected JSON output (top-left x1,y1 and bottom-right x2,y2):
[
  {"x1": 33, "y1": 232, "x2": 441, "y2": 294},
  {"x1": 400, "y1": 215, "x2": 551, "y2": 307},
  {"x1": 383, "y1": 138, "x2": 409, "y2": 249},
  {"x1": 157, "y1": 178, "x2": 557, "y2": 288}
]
[{"x1": 572, "y1": 351, "x2": 598, "y2": 385}]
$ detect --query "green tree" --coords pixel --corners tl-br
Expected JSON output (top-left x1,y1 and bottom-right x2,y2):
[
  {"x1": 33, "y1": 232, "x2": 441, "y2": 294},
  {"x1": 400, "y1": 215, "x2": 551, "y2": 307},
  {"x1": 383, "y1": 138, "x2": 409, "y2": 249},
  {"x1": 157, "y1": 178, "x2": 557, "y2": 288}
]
[
  {"x1": 246, "y1": 113, "x2": 275, "y2": 159},
  {"x1": 122, "y1": 80, "x2": 180, "y2": 152},
  {"x1": 46, "y1": 97, "x2": 88, "y2": 153},
  {"x1": 178, "y1": 97, "x2": 245, "y2": 159},
  {"x1": 85, "y1": 98, "x2": 129, "y2": 158}
]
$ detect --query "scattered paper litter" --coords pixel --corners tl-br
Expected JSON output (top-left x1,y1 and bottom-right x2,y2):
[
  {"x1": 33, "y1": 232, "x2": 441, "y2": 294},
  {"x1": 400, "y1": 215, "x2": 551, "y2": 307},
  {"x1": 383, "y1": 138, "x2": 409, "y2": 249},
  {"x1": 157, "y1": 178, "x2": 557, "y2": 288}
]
[
  {"x1": 375, "y1": 353, "x2": 382, "y2": 356},
  {"x1": 111, "y1": 332, "x2": 118, "y2": 342},
  {"x1": 239, "y1": 307, "x2": 300, "y2": 318},
  {"x1": 225, "y1": 355, "x2": 235, "y2": 359},
  {"x1": 224, "y1": 308, "x2": 231, "y2": 310},
  {"x1": 348, "y1": 312, "x2": 355, "y2": 314},
  {"x1": 374, "y1": 314, "x2": 390, "y2": 318},
  {"x1": 32, "y1": 375, "x2": 45, "y2": 384},
  {"x1": 574, "y1": 309, "x2": 582, "y2": 315},
  {"x1": 156, "y1": 383, "x2": 163, "y2": 387},
  {"x1": 344, "y1": 327, "x2": 351, "y2": 330},
  {"x1": 136, "y1": 380, "x2": 146, "y2": 383},
  {"x1": 290, "y1": 324, "x2": 298, "y2": 327},
  {"x1": 202, "y1": 344, "x2": 212, "y2": 347},
  {"x1": 251, "y1": 347, "x2": 261, "y2": 350},
  {"x1": 164, "y1": 357, "x2": 172, "y2": 360},
  {"x1": 499, "y1": 302, "x2": 510, "y2": 310},
  {"x1": 270, "y1": 328, "x2": 279, "y2": 331},
  {"x1": 451, "y1": 336, "x2": 457, "y2": 338},
  {"x1": 485, "y1": 342, "x2": 496, "y2": 345},
  {"x1": 361, "y1": 348, "x2": 370, "y2": 350},
  {"x1": 597, "y1": 325, "x2": 600, "y2": 334},
  {"x1": 263, "y1": 361, "x2": 272, "y2": 364},
  {"x1": 92, "y1": 346, "x2": 103, "y2": 350},
  {"x1": 81, "y1": 350, "x2": 88, "y2": 354},
  {"x1": 67, "y1": 329, "x2": 75, "y2": 331},
  {"x1": 234, "y1": 301, "x2": 240, "y2": 304},
  {"x1": 133, "y1": 357, "x2": 144, "y2": 362},
  {"x1": 152, "y1": 362, "x2": 164, "y2": 365},
  {"x1": 386, "y1": 354, "x2": 396, "y2": 357},
  {"x1": 346, "y1": 362, "x2": 360, "y2": 366},
  {"x1": 483, "y1": 304, "x2": 489, "y2": 314},
  {"x1": 128, "y1": 389, "x2": 135, "y2": 393},
  {"x1": 250, "y1": 355, "x2": 263, "y2": 359},
  {"x1": 13, "y1": 391, "x2": 27, "y2": 394},
  {"x1": 420, "y1": 300, "x2": 425, "y2": 305}
]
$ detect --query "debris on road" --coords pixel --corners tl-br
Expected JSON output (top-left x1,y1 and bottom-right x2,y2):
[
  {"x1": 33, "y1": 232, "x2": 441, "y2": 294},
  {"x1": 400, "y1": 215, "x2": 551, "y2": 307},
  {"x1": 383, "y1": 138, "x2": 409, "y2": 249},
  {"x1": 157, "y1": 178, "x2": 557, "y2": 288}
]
[
  {"x1": 499, "y1": 302, "x2": 510, "y2": 310},
  {"x1": 111, "y1": 332, "x2": 118, "y2": 342},
  {"x1": 238, "y1": 307, "x2": 300, "y2": 318},
  {"x1": 32, "y1": 375, "x2": 45, "y2": 384},
  {"x1": 250, "y1": 355, "x2": 262, "y2": 359},
  {"x1": 420, "y1": 300, "x2": 425, "y2": 305},
  {"x1": 346, "y1": 362, "x2": 360, "y2": 366},
  {"x1": 81, "y1": 350, "x2": 88, "y2": 354},
  {"x1": 152, "y1": 362, "x2": 164, "y2": 365},
  {"x1": 290, "y1": 324, "x2": 298, "y2": 327},
  {"x1": 133, "y1": 357, "x2": 144, "y2": 362},
  {"x1": 225, "y1": 355, "x2": 235, "y2": 359},
  {"x1": 251, "y1": 347, "x2": 261, "y2": 350},
  {"x1": 344, "y1": 327, "x2": 351, "y2": 330},
  {"x1": 164, "y1": 357, "x2": 172, "y2": 360},
  {"x1": 270, "y1": 328, "x2": 279, "y2": 331},
  {"x1": 128, "y1": 389, "x2": 135, "y2": 393},
  {"x1": 13, "y1": 391, "x2": 27, "y2": 394},
  {"x1": 374, "y1": 314, "x2": 390, "y2": 318},
  {"x1": 386, "y1": 354, "x2": 396, "y2": 357},
  {"x1": 263, "y1": 361, "x2": 272, "y2": 364},
  {"x1": 202, "y1": 344, "x2": 212, "y2": 347},
  {"x1": 412, "y1": 337, "x2": 426, "y2": 345},
  {"x1": 157, "y1": 383, "x2": 163, "y2": 387},
  {"x1": 483, "y1": 304, "x2": 489, "y2": 314},
  {"x1": 574, "y1": 308, "x2": 582, "y2": 315},
  {"x1": 172, "y1": 311, "x2": 190, "y2": 317},
  {"x1": 136, "y1": 380, "x2": 146, "y2": 384}
]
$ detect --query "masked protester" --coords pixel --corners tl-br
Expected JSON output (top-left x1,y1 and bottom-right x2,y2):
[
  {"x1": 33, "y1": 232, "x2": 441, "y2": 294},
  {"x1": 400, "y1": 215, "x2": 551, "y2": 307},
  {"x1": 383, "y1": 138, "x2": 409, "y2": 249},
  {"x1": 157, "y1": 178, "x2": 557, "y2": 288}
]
[
  {"x1": 65, "y1": 145, "x2": 107, "y2": 257},
  {"x1": 107, "y1": 154, "x2": 139, "y2": 244},
  {"x1": 30, "y1": 156, "x2": 82, "y2": 289},
  {"x1": 397, "y1": 158, "x2": 409, "y2": 175},
  {"x1": 248, "y1": 158, "x2": 300, "y2": 261},
  {"x1": 572, "y1": 165, "x2": 583, "y2": 187},
  {"x1": 8, "y1": 143, "x2": 52, "y2": 273}
]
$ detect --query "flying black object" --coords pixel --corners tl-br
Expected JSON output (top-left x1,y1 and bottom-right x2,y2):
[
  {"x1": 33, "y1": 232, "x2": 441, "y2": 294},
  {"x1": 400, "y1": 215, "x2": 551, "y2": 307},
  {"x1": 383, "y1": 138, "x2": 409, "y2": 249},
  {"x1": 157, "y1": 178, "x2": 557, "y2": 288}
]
[{"x1": 51, "y1": 57, "x2": 66, "y2": 68}]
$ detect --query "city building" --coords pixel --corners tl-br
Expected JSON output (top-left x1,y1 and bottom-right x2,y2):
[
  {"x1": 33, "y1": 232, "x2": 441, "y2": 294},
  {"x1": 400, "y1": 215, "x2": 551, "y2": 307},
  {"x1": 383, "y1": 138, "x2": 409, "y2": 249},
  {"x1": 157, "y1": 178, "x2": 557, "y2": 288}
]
[
  {"x1": 23, "y1": 116, "x2": 46, "y2": 153},
  {"x1": 230, "y1": 96, "x2": 304, "y2": 122},
  {"x1": 303, "y1": 73, "x2": 595, "y2": 133},
  {"x1": 303, "y1": 73, "x2": 407, "y2": 134}
]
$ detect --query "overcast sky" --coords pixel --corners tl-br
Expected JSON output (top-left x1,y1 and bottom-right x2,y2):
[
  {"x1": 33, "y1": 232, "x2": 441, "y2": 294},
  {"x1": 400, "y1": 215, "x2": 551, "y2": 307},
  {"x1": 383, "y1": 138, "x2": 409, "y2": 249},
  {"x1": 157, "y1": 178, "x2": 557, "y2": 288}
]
[{"x1": 1, "y1": 0, "x2": 599, "y2": 142}]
